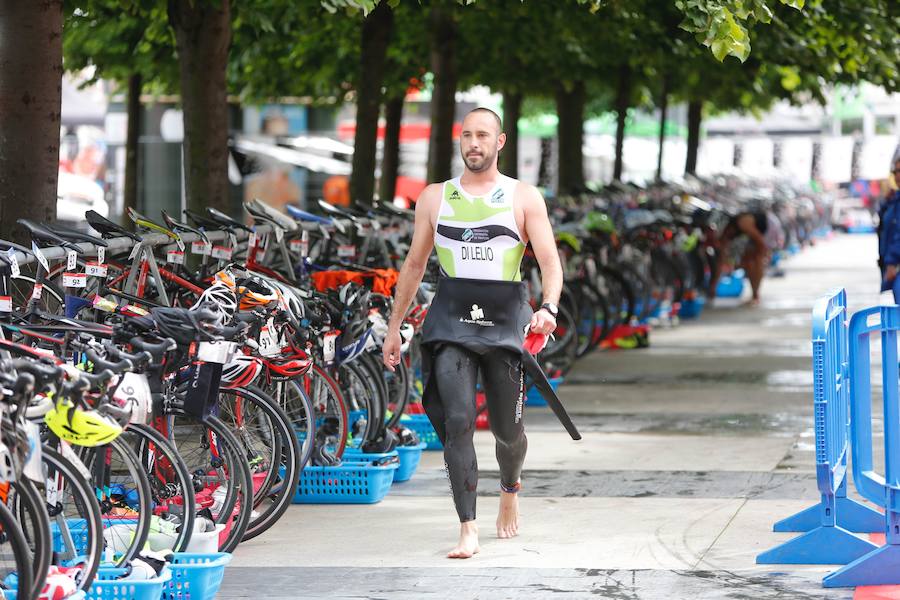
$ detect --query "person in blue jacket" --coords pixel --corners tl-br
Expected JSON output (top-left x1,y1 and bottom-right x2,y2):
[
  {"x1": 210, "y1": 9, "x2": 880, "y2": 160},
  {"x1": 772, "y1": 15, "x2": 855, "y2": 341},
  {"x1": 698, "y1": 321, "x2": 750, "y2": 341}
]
[{"x1": 878, "y1": 158, "x2": 900, "y2": 302}]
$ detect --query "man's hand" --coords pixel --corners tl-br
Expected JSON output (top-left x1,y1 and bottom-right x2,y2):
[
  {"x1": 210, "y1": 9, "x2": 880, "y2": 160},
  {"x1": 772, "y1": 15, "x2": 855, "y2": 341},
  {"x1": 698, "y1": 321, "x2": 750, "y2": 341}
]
[
  {"x1": 382, "y1": 329, "x2": 402, "y2": 372},
  {"x1": 530, "y1": 308, "x2": 557, "y2": 335},
  {"x1": 887, "y1": 264, "x2": 899, "y2": 282}
]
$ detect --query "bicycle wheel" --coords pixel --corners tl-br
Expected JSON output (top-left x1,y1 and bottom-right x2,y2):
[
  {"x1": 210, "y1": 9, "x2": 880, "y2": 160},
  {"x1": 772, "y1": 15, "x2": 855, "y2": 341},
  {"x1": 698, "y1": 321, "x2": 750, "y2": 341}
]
[
  {"x1": 262, "y1": 378, "x2": 315, "y2": 470},
  {"x1": 168, "y1": 413, "x2": 253, "y2": 553},
  {"x1": 217, "y1": 385, "x2": 301, "y2": 540},
  {"x1": 39, "y1": 445, "x2": 103, "y2": 590},
  {"x1": 571, "y1": 281, "x2": 609, "y2": 357},
  {"x1": 9, "y1": 477, "x2": 52, "y2": 600},
  {"x1": 0, "y1": 499, "x2": 33, "y2": 599},
  {"x1": 340, "y1": 359, "x2": 384, "y2": 448},
  {"x1": 384, "y1": 357, "x2": 411, "y2": 429},
  {"x1": 540, "y1": 304, "x2": 578, "y2": 376},
  {"x1": 302, "y1": 364, "x2": 348, "y2": 458},
  {"x1": 119, "y1": 424, "x2": 196, "y2": 553}
]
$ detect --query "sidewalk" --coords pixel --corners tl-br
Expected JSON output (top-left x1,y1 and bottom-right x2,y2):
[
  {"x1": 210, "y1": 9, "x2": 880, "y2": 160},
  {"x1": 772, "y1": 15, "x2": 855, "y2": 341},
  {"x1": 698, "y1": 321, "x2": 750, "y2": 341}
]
[{"x1": 220, "y1": 233, "x2": 879, "y2": 599}]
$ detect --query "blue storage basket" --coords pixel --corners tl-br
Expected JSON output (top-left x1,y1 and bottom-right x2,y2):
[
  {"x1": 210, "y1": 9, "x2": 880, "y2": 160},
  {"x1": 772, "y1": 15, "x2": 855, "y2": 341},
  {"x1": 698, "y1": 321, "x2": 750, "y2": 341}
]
[
  {"x1": 293, "y1": 460, "x2": 398, "y2": 504},
  {"x1": 526, "y1": 377, "x2": 562, "y2": 407},
  {"x1": 394, "y1": 442, "x2": 426, "y2": 482},
  {"x1": 678, "y1": 297, "x2": 705, "y2": 319},
  {"x1": 52, "y1": 517, "x2": 139, "y2": 558},
  {"x1": 162, "y1": 552, "x2": 232, "y2": 600},
  {"x1": 84, "y1": 567, "x2": 171, "y2": 600},
  {"x1": 400, "y1": 414, "x2": 442, "y2": 450},
  {"x1": 716, "y1": 269, "x2": 745, "y2": 298}
]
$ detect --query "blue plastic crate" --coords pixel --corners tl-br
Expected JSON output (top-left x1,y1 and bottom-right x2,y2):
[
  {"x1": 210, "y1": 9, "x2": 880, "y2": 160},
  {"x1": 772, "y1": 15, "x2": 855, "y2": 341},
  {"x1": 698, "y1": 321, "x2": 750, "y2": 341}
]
[
  {"x1": 400, "y1": 414, "x2": 442, "y2": 450},
  {"x1": 526, "y1": 377, "x2": 562, "y2": 407},
  {"x1": 52, "y1": 517, "x2": 140, "y2": 559},
  {"x1": 293, "y1": 460, "x2": 398, "y2": 504},
  {"x1": 85, "y1": 567, "x2": 171, "y2": 600},
  {"x1": 716, "y1": 269, "x2": 745, "y2": 298},
  {"x1": 162, "y1": 552, "x2": 232, "y2": 600},
  {"x1": 679, "y1": 297, "x2": 706, "y2": 319},
  {"x1": 394, "y1": 442, "x2": 426, "y2": 482}
]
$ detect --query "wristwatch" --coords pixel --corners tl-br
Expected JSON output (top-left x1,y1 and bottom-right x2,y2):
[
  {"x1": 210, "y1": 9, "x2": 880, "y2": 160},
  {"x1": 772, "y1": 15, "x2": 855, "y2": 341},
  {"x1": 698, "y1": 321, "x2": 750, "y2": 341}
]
[{"x1": 540, "y1": 302, "x2": 559, "y2": 318}]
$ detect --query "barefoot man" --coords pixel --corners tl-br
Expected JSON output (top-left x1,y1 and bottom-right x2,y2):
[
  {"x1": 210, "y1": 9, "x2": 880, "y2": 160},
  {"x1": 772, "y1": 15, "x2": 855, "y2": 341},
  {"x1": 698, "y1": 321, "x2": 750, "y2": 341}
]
[{"x1": 382, "y1": 107, "x2": 563, "y2": 558}]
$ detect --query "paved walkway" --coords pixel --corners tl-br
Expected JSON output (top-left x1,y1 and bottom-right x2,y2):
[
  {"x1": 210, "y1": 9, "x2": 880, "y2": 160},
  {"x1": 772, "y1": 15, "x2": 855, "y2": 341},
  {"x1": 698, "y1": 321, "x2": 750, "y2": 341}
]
[{"x1": 220, "y1": 233, "x2": 881, "y2": 599}]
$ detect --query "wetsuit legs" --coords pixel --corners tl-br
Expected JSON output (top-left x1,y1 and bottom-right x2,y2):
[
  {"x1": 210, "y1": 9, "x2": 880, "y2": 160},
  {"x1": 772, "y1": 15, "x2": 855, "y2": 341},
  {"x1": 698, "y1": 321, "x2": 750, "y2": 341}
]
[
  {"x1": 426, "y1": 344, "x2": 527, "y2": 523},
  {"x1": 481, "y1": 350, "x2": 527, "y2": 491},
  {"x1": 431, "y1": 345, "x2": 479, "y2": 522}
]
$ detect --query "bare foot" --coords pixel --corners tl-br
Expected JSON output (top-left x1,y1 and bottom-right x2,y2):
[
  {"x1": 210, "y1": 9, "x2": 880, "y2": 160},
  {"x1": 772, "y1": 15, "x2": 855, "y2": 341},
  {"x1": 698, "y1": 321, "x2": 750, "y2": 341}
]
[
  {"x1": 447, "y1": 521, "x2": 480, "y2": 559},
  {"x1": 496, "y1": 490, "x2": 520, "y2": 539}
]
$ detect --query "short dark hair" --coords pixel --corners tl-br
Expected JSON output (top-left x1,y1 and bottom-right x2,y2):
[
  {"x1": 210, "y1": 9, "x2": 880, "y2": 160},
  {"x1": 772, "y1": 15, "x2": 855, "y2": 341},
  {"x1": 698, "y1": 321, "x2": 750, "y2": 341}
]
[{"x1": 466, "y1": 107, "x2": 503, "y2": 134}]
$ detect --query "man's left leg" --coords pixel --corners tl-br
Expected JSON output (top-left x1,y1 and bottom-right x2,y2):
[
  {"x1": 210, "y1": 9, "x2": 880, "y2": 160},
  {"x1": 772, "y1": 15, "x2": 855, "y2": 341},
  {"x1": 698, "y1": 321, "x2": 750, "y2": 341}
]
[{"x1": 481, "y1": 349, "x2": 528, "y2": 539}]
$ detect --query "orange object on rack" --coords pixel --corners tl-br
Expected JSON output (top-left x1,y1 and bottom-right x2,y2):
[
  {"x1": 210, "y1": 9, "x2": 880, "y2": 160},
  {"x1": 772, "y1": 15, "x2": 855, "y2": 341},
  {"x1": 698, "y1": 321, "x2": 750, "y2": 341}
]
[{"x1": 310, "y1": 268, "x2": 399, "y2": 296}]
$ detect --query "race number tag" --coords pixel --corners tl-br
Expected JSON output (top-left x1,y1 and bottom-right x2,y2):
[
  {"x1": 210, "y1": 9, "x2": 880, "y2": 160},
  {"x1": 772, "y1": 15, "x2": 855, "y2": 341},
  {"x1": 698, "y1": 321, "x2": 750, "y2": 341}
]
[
  {"x1": 196, "y1": 340, "x2": 237, "y2": 364},
  {"x1": 62, "y1": 273, "x2": 87, "y2": 288},
  {"x1": 85, "y1": 262, "x2": 108, "y2": 277},
  {"x1": 128, "y1": 242, "x2": 142, "y2": 261},
  {"x1": 274, "y1": 227, "x2": 284, "y2": 243},
  {"x1": 97, "y1": 246, "x2": 105, "y2": 264},
  {"x1": 6, "y1": 250, "x2": 19, "y2": 278},
  {"x1": 0, "y1": 296, "x2": 11, "y2": 313},
  {"x1": 67, "y1": 250, "x2": 77, "y2": 271},
  {"x1": 167, "y1": 250, "x2": 185, "y2": 265},
  {"x1": 337, "y1": 244, "x2": 356, "y2": 259},
  {"x1": 290, "y1": 239, "x2": 309, "y2": 256},
  {"x1": 258, "y1": 321, "x2": 282, "y2": 357},
  {"x1": 323, "y1": 331, "x2": 339, "y2": 364},
  {"x1": 191, "y1": 241, "x2": 212, "y2": 255},
  {"x1": 175, "y1": 237, "x2": 186, "y2": 252},
  {"x1": 211, "y1": 245, "x2": 233, "y2": 260},
  {"x1": 31, "y1": 242, "x2": 50, "y2": 273},
  {"x1": 31, "y1": 284, "x2": 43, "y2": 300},
  {"x1": 248, "y1": 231, "x2": 258, "y2": 249},
  {"x1": 112, "y1": 372, "x2": 152, "y2": 424}
]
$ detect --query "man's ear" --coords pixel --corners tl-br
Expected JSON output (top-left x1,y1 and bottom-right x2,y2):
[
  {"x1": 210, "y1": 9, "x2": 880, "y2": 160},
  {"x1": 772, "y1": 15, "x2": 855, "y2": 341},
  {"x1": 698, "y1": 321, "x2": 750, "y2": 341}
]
[{"x1": 497, "y1": 132, "x2": 507, "y2": 152}]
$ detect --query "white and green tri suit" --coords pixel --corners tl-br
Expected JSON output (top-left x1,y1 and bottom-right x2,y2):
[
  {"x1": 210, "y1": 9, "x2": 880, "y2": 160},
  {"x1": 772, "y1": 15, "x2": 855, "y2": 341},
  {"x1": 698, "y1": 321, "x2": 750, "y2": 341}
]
[{"x1": 433, "y1": 175, "x2": 526, "y2": 281}]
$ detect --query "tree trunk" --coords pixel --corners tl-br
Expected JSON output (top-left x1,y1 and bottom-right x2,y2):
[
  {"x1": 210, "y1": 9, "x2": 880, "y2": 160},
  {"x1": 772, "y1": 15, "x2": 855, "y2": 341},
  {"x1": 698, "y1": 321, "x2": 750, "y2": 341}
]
[
  {"x1": 168, "y1": 0, "x2": 231, "y2": 214},
  {"x1": 379, "y1": 94, "x2": 404, "y2": 204},
  {"x1": 0, "y1": 0, "x2": 62, "y2": 244},
  {"x1": 426, "y1": 4, "x2": 458, "y2": 184},
  {"x1": 500, "y1": 90, "x2": 521, "y2": 178},
  {"x1": 655, "y1": 75, "x2": 669, "y2": 182},
  {"x1": 555, "y1": 81, "x2": 586, "y2": 196},
  {"x1": 351, "y1": 1, "x2": 393, "y2": 206},
  {"x1": 685, "y1": 99, "x2": 702, "y2": 175},
  {"x1": 613, "y1": 64, "x2": 631, "y2": 182},
  {"x1": 124, "y1": 72, "x2": 142, "y2": 221}
]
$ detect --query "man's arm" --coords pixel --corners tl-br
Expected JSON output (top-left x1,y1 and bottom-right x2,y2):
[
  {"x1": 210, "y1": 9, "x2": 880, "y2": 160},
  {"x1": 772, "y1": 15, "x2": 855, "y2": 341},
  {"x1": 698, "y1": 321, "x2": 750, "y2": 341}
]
[
  {"x1": 387, "y1": 185, "x2": 438, "y2": 332},
  {"x1": 521, "y1": 185, "x2": 562, "y2": 336}
]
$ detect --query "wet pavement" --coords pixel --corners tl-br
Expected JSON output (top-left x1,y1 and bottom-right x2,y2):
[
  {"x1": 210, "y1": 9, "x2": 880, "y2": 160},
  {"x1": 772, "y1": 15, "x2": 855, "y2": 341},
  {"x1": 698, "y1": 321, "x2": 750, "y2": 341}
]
[{"x1": 220, "y1": 233, "x2": 881, "y2": 599}]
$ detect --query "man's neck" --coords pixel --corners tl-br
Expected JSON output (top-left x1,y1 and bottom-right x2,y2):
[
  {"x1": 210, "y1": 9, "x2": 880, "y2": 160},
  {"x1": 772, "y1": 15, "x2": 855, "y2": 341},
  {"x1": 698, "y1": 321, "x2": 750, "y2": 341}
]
[{"x1": 460, "y1": 166, "x2": 501, "y2": 188}]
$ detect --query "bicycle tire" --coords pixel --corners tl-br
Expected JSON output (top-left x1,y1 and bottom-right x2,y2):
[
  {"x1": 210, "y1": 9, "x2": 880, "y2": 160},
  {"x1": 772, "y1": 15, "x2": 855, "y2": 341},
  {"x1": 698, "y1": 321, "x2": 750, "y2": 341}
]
[
  {"x1": 262, "y1": 378, "x2": 315, "y2": 470},
  {"x1": 10, "y1": 477, "x2": 52, "y2": 600},
  {"x1": 0, "y1": 498, "x2": 33, "y2": 600}
]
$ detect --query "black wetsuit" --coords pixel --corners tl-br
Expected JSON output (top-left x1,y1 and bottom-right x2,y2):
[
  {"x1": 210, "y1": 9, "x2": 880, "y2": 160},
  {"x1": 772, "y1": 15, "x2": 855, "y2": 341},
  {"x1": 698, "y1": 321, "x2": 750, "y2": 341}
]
[{"x1": 424, "y1": 345, "x2": 527, "y2": 522}]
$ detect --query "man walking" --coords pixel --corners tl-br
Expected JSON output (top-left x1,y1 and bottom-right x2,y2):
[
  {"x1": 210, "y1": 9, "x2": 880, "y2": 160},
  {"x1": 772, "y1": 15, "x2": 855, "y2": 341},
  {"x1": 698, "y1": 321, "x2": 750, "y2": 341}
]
[{"x1": 382, "y1": 108, "x2": 563, "y2": 558}]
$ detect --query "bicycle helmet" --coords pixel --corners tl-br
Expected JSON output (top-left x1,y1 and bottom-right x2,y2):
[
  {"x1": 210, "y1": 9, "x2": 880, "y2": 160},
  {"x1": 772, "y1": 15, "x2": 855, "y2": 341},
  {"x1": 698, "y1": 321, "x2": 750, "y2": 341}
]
[
  {"x1": 395, "y1": 426, "x2": 420, "y2": 447},
  {"x1": 44, "y1": 399, "x2": 122, "y2": 447},
  {"x1": 234, "y1": 277, "x2": 279, "y2": 310},
  {"x1": 191, "y1": 280, "x2": 237, "y2": 327},
  {"x1": 361, "y1": 428, "x2": 399, "y2": 454},
  {"x1": 265, "y1": 352, "x2": 312, "y2": 379},
  {"x1": 583, "y1": 211, "x2": 616, "y2": 235},
  {"x1": 220, "y1": 354, "x2": 263, "y2": 389}
]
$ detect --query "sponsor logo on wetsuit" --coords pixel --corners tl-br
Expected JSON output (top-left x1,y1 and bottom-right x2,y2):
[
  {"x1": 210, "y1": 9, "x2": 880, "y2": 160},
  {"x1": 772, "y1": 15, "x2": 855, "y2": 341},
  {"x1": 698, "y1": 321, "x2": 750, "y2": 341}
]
[
  {"x1": 515, "y1": 365, "x2": 524, "y2": 423},
  {"x1": 461, "y1": 228, "x2": 475, "y2": 242},
  {"x1": 460, "y1": 303, "x2": 494, "y2": 327}
]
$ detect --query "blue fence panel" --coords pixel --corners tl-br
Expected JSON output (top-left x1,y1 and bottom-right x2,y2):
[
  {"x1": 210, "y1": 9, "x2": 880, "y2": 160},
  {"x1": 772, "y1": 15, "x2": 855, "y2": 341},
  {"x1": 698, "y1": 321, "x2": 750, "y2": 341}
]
[
  {"x1": 824, "y1": 305, "x2": 900, "y2": 587},
  {"x1": 757, "y1": 289, "x2": 880, "y2": 565}
]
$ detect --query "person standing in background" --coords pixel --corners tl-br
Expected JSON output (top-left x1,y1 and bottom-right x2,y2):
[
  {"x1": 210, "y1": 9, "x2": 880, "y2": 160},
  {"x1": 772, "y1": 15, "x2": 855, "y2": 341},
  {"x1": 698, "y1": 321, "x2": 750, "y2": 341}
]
[{"x1": 877, "y1": 158, "x2": 900, "y2": 302}]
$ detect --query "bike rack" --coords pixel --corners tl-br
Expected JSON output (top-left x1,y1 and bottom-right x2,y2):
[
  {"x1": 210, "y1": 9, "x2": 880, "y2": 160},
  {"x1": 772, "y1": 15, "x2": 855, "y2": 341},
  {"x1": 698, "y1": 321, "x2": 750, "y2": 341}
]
[
  {"x1": 757, "y1": 288, "x2": 881, "y2": 566},
  {"x1": 823, "y1": 305, "x2": 900, "y2": 587}
]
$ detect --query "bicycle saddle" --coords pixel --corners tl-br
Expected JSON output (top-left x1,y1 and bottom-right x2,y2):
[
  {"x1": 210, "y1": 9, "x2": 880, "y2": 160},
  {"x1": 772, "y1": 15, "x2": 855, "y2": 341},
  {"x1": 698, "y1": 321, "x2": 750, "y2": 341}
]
[
  {"x1": 285, "y1": 205, "x2": 333, "y2": 225},
  {"x1": 317, "y1": 199, "x2": 361, "y2": 222},
  {"x1": 372, "y1": 202, "x2": 414, "y2": 219},
  {"x1": 86, "y1": 210, "x2": 142, "y2": 242},
  {"x1": 47, "y1": 223, "x2": 109, "y2": 247},
  {"x1": 126, "y1": 207, "x2": 181, "y2": 242},
  {"x1": 161, "y1": 210, "x2": 210, "y2": 245},
  {"x1": 244, "y1": 199, "x2": 298, "y2": 232},
  {"x1": 17, "y1": 219, "x2": 84, "y2": 253},
  {"x1": 206, "y1": 207, "x2": 252, "y2": 233},
  {"x1": 183, "y1": 209, "x2": 224, "y2": 231}
]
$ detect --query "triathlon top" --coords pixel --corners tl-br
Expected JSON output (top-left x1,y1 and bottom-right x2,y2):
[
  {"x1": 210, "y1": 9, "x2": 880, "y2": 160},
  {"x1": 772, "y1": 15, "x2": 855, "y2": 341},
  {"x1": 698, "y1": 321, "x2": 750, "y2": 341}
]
[{"x1": 433, "y1": 175, "x2": 526, "y2": 281}]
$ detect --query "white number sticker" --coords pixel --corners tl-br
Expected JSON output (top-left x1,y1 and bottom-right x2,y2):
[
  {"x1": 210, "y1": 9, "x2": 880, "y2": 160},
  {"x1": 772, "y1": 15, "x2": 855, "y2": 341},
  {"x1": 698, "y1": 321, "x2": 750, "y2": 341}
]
[
  {"x1": 7, "y1": 251, "x2": 19, "y2": 278},
  {"x1": 337, "y1": 244, "x2": 356, "y2": 258},
  {"x1": 211, "y1": 245, "x2": 233, "y2": 260},
  {"x1": 85, "y1": 262, "x2": 108, "y2": 277},
  {"x1": 0, "y1": 296, "x2": 11, "y2": 313},
  {"x1": 62, "y1": 273, "x2": 87, "y2": 288},
  {"x1": 191, "y1": 241, "x2": 212, "y2": 256},
  {"x1": 248, "y1": 231, "x2": 258, "y2": 249},
  {"x1": 167, "y1": 250, "x2": 185, "y2": 265},
  {"x1": 97, "y1": 246, "x2": 105, "y2": 264},
  {"x1": 31, "y1": 284, "x2": 43, "y2": 300},
  {"x1": 128, "y1": 242, "x2": 142, "y2": 260},
  {"x1": 323, "y1": 331, "x2": 339, "y2": 364},
  {"x1": 31, "y1": 242, "x2": 50, "y2": 272},
  {"x1": 290, "y1": 239, "x2": 309, "y2": 255},
  {"x1": 175, "y1": 237, "x2": 185, "y2": 252},
  {"x1": 67, "y1": 250, "x2": 77, "y2": 271}
]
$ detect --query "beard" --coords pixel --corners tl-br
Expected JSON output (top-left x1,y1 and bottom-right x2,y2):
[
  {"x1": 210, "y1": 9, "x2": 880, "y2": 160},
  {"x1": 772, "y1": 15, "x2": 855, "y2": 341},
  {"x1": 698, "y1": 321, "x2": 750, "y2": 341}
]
[{"x1": 462, "y1": 147, "x2": 496, "y2": 173}]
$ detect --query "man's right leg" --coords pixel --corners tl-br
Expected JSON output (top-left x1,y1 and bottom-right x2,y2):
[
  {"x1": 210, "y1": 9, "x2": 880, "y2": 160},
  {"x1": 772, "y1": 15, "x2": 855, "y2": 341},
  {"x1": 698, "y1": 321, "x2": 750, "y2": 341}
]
[{"x1": 432, "y1": 344, "x2": 481, "y2": 558}]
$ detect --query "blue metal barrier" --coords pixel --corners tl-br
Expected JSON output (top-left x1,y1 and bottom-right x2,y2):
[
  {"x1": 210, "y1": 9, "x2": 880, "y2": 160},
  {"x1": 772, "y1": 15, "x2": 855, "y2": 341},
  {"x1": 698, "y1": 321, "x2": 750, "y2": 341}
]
[
  {"x1": 757, "y1": 289, "x2": 880, "y2": 565},
  {"x1": 824, "y1": 305, "x2": 900, "y2": 587}
]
